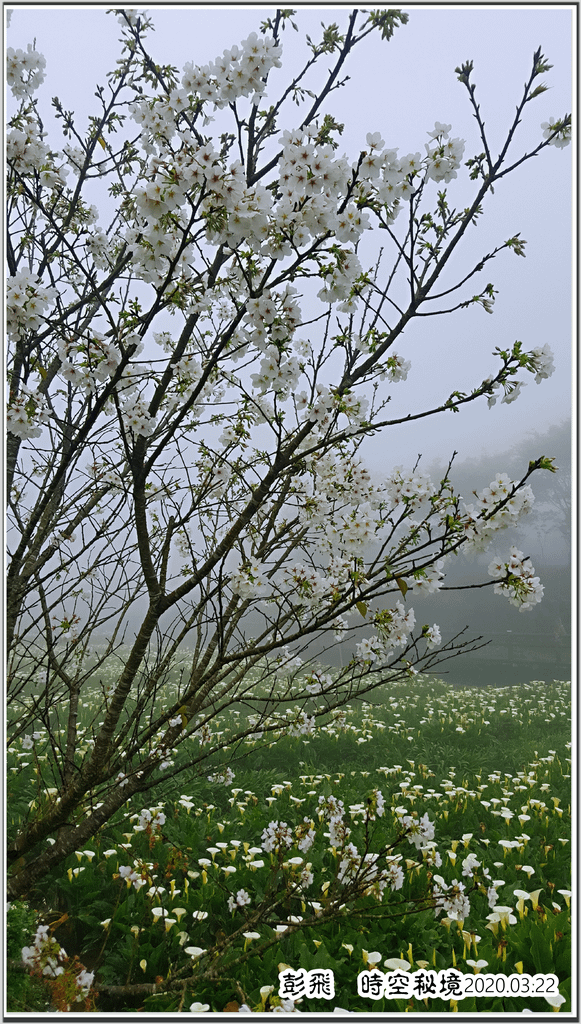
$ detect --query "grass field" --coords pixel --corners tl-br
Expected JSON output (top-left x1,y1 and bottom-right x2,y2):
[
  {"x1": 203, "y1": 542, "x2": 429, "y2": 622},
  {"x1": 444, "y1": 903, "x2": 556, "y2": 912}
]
[{"x1": 7, "y1": 671, "x2": 571, "y2": 1014}]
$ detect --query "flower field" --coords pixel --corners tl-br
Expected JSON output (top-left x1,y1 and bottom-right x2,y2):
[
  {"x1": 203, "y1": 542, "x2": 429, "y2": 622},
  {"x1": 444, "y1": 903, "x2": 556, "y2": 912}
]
[{"x1": 7, "y1": 671, "x2": 571, "y2": 1015}]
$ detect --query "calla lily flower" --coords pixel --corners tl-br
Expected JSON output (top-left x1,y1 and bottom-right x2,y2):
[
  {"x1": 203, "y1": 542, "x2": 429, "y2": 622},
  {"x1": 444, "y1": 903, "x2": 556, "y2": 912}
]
[{"x1": 384, "y1": 957, "x2": 411, "y2": 971}]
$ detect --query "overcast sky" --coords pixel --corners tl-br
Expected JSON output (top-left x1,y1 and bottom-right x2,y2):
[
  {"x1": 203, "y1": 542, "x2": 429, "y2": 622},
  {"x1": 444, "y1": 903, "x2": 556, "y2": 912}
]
[{"x1": 7, "y1": 3, "x2": 574, "y2": 475}]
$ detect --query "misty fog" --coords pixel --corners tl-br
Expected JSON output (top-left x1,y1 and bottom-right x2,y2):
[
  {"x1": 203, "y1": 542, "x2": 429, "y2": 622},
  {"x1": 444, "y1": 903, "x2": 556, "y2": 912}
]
[{"x1": 88, "y1": 419, "x2": 571, "y2": 689}]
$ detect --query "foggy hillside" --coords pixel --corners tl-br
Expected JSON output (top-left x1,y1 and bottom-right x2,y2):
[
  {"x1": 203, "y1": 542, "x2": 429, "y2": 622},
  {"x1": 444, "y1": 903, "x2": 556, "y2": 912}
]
[
  {"x1": 414, "y1": 418, "x2": 572, "y2": 685},
  {"x1": 91, "y1": 420, "x2": 571, "y2": 687}
]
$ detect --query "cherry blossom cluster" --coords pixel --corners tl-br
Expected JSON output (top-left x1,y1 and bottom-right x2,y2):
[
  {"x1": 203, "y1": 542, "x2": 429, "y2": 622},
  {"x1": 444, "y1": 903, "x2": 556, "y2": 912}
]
[
  {"x1": 485, "y1": 342, "x2": 556, "y2": 408},
  {"x1": 56, "y1": 334, "x2": 121, "y2": 391},
  {"x1": 462, "y1": 473, "x2": 535, "y2": 552},
  {"x1": 124, "y1": 146, "x2": 260, "y2": 275},
  {"x1": 88, "y1": 461, "x2": 124, "y2": 490},
  {"x1": 84, "y1": 226, "x2": 114, "y2": 269},
  {"x1": 325, "y1": 502, "x2": 379, "y2": 556},
  {"x1": 438, "y1": 850, "x2": 499, "y2": 912},
  {"x1": 384, "y1": 858, "x2": 406, "y2": 892},
  {"x1": 541, "y1": 117, "x2": 571, "y2": 148},
  {"x1": 250, "y1": 345, "x2": 302, "y2": 397},
  {"x1": 120, "y1": 396, "x2": 156, "y2": 439},
  {"x1": 305, "y1": 451, "x2": 375, "y2": 506},
  {"x1": 424, "y1": 122, "x2": 466, "y2": 183},
  {"x1": 126, "y1": 97, "x2": 179, "y2": 154},
  {"x1": 318, "y1": 796, "x2": 467, "y2": 907},
  {"x1": 230, "y1": 562, "x2": 268, "y2": 602},
  {"x1": 318, "y1": 794, "x2": 352, "y2": 848},
  {"x1": 164, "y1": 778, "x2": 543, "y2": 940},
  {"x1": 355, "y1": 602, "x2": 416, "y2": 667},
  {"x1": 164, "y1": 438, "x2": 543, "y2": 644},
  {"x1": 270, "y1": 129, "x2": 355, "y2": 250},
  {"x1": 261, "y1": 820, "x2": 294, "y2": 853},
  {"x1": 115, "y1": 9, "x2": 148, "y2": 29},
  {"x1": 118, "y1": 864, "x2": 148, "y2": 891},
  {"x1": 22, "y1": 924, "x2": 67, "y2": 978},
  {"x1": 408, "y1": 561, "x2": 446, "y2": 596},
  {"x1": 330, "y1": 344, "x2": 410, "y2": 395},
  {"x1": 334, "y1": 389, "x2": 371, "y2": 429},
  {"x1": 227, "y1": 888, "x2": 251, "y2": 913},
  {"x1": 150, "y1": 739, "x2": 174, "y2": 770},
  {"x1": 488, "y1": 545, "x2": 544, "y2": 611},
  {"x1": 432, "y1": 877, "x2": 471, "y2": 920},
  {"x1": 121, "y1": 209, "x2": 195, "y2": 286},
  {"x1": 280, "y1": 560, "x2": 344, "y2": 615},
  {"x1": 422, "y1": 623, "x2": 442, "y2": 649},
  {"x1": 191, "y1": 722, "x2": 213, "y2": 746},
  {"x1": 83, "y1": 51, "x2": 561, "y2": 516},
  {"x1": 164, "y1": 351, "x2": 224, "y2": 422},
  {"x1": 6, "y1": 44, "x2": 46, "y2": 97},
  {"x1": 316, "y1": 247, "x2": 367, "y2": 308},
  {"x1": 37, "y1": 159, "x2": 69, "y2": 193},
  {"x1": 6, "y1": 120, "x2": 51, "y2": 177},
  {"x1": 122, "y1": 51, "x2": 552, "y2": 331},
  {"x1": 352, "y1": 122, "x2": 465, "y2": 205},
  {"x1": 358, "y1": 133, "x2": 412, "y2": 203},
  {"x1": 75, "y1": 969, "x2": 95, "y2": 1002},
  {"x1": 299, "y1": 382, "x2": 372, "y2": 434},
  {"x1": 6, "y1": 269, "x2": 57, "y2": 340},
  {"x1": 294, "y1": 385, "x2": 335, "y2": 430},
  {"x1": 304, "y1": 669, "x2": 333, "y2": 695},
  {"x1": 271, "y1": 648, "x2": 304, "y2": 682},
  {"x1": 335, "y1": 827, "x2": 407, "y2": 899},
  {"x1": 294, "y1": 863, "x2": 315, "y2": 891},
  {"x1": 241, "y1": 285, "x2": 302, "y2": 356},
  {"x1": 296, "y1": 818, "x2": 316, "y2": 853},
  {"x1": 372, "y1": 788, "x2": 386, "y2": 818},
  {"x1": 385, "y1": 466, "x2": 435, "y2": 511},
  {"x1": 7, "y1": 385, "x2": 50, "y2": 441},
  {"x1": 380, "y1": 352, "x2": 411, "y2": 383},
  {"x1": 121, "y1": 112, "x2": 470, "y2": 309},
  {"x1": 336, "y1": 841, "x2": 363, "y2": 883},
  {"x1": 461, "y1": 851, "x2": 481, "y2": 878},
  {"x1": 207, "y1": 767, "x2": 236, "y2": 785},
  {"x1": 135, "y1": 806, "x2": 166, "y2": 832},
  {"x1": 287, "y1": 710, "x2": 315, "y2": 737},
  {"x1": 528, "y1": 343, "x2": 556, "y2": 383},
  {"x1": 400, "y1": 811, "x2": 436, "y2": 849},
  {"x1": 182, "y1": 31, "x2": 282, "y2": 110}
]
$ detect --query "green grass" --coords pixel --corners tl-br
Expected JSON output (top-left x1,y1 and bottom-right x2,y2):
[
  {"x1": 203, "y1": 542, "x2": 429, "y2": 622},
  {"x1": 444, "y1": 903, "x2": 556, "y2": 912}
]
[{"x1": 7, "y1": 672, "x2": 571, "y2": 1013}]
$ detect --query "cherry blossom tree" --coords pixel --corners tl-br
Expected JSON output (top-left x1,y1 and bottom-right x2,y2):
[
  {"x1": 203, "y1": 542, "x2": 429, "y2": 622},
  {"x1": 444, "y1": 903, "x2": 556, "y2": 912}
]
[{"x1": 6, "y1": 8, "x2": 570, "y2": 900}]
